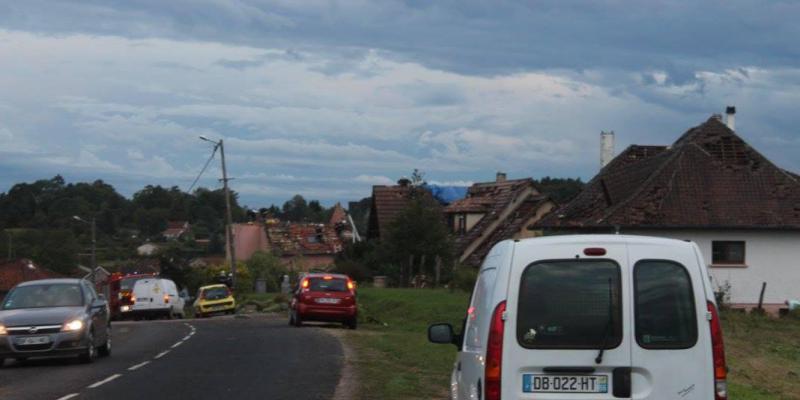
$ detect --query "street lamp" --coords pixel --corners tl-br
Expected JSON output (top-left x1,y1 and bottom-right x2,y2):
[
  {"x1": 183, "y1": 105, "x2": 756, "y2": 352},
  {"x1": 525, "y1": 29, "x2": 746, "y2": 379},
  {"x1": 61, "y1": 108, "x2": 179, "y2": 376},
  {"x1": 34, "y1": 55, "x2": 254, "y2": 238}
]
[
  {"x1": 73, "y1": 215, "x2": 96, "y2": 276},
  {"x1": 198, "y1": 135, "x2": 238, "y2": 290}
]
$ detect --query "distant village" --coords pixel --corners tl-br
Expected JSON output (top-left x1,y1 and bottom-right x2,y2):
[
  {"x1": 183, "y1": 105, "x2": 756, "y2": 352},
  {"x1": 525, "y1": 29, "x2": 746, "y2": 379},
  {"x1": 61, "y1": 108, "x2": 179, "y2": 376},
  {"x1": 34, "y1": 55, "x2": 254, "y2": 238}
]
[{"x1": 3, "y1": 107, "x2": 800, "y2": 315}]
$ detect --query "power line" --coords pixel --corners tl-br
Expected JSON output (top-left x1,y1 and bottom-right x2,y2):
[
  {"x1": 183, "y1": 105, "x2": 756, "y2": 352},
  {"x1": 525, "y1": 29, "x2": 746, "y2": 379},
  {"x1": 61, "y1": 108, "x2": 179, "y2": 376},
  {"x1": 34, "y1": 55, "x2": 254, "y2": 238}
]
[{"x1": 187, "y1": 145, "x2": 219, "y2": 194}]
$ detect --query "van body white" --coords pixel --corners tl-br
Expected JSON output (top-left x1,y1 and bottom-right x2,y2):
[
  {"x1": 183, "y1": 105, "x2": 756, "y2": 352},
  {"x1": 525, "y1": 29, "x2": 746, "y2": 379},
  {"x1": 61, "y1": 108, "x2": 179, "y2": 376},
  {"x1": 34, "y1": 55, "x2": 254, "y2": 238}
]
[
  {"x1": 429, "y1": 235, "x2": 727, "y2": 400},
  {"x1": 123, "y1": 278, "x2": 185, "y2": 319}
]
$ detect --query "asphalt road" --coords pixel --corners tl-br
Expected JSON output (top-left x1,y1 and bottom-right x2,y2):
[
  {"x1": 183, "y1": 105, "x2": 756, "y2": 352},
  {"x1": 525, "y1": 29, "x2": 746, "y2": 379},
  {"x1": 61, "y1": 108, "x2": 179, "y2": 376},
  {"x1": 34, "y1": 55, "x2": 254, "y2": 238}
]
[{"x1": 0, "y1": 316, "x2": 344, "y2": 400}]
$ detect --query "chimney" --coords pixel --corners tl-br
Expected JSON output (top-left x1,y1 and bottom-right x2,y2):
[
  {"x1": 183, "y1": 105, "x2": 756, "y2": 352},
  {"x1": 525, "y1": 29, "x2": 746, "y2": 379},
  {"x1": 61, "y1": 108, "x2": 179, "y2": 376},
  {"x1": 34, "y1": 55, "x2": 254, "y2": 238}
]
[
  {"x1": 397, "y1": 177, "x2": 411, "y2": 187},
  {"x1": 496, "y1": 172, "x2": 507, "y2": 182},
  {"x1": 725, "y1": 106, "x2": 736, "y2": 131},
  {"x1": 600, "y1": 131, "x2": 615, "y2": 168}
]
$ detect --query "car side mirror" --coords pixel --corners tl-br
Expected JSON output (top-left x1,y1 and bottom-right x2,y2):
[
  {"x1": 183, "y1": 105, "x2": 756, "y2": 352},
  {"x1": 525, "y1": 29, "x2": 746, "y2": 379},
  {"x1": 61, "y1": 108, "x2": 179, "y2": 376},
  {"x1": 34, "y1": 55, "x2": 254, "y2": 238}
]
[
  {"x1": 428, "y1": 323, "x2": 456, "y2": 345},
  {"x1": 92, "y1": 299, "x2": 107, "y2": 309},
  {"x1": 97, "y1": 294, "x2": 106, "y2": 301}
]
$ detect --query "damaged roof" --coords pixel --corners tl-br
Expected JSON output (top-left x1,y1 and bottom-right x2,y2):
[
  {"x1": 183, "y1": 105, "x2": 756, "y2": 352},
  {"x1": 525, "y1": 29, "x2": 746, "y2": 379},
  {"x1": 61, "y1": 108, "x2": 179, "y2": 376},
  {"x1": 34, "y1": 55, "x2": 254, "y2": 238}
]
[
  {"x1": 537, "y1": 116, "x2": 800, "y2": 230},
  {"x1": 446, "y1": 178, "x2": 554, "y2": 266},
  {"x1": 367, "y1": 184, "x2": 437, "y2": 239},
  {"x1": 267, "y1": 223, "x2": 344, "y2": 256}
]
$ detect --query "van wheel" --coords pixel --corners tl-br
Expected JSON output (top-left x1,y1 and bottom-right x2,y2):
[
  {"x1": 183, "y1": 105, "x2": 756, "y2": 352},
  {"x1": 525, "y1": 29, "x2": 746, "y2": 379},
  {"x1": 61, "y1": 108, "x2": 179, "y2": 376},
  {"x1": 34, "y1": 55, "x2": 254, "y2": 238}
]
[
  {"x1": 98, "y1": 327, "x2": 112, "y2": 357},
  {"x1": 79, "y1": 330, "x2": 97, "y2": 364}
]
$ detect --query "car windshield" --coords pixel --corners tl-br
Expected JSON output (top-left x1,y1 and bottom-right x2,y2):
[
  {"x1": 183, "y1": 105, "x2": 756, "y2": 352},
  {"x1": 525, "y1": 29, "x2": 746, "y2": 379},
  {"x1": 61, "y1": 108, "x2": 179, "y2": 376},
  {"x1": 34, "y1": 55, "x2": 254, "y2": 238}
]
[
  {"x1": 309, "y1": 278, "x2": 348, "y2": 292},
  {"x1": 203, "y1": 287, "x2": 230, "y2": 300},
  {"x1": 2, "y1": 284, "x2": 84, "y2": 309}
]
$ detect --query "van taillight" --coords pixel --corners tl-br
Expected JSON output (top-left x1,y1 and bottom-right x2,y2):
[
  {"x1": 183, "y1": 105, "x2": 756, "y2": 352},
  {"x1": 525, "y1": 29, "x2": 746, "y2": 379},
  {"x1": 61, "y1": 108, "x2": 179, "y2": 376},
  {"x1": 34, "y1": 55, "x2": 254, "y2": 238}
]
[
  {"x1": 485, "y1": 301, "x2": 506, "y2": 400},
  {"x1": 707, "y1": 301, "x2": 728, "y2": 400},
  {"x1": 164, "y1": 294, "x2": 170, "y2": 304}
]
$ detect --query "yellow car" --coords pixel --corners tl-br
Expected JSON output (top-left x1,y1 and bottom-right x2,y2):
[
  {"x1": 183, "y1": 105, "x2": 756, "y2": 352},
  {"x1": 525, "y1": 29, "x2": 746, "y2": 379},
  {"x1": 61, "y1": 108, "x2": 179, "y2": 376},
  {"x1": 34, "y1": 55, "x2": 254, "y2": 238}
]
[{"x1": 193, "y1": 285, "x2": 236, "y2": 318}]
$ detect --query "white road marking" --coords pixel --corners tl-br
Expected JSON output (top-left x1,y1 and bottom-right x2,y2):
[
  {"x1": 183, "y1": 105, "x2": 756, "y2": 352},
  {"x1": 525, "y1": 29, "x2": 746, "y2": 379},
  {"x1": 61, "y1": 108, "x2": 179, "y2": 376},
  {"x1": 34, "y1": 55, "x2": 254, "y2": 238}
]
[
  {"x1": 87, "y1": 374, "x2": 122, "y2": 389},
  {"x1": 56, "y1": 394, "x2": 79, "y2": 400},
  {"x1": 171, "y1": 341, "x2": 183, "y2": 348},
  {"x1": 182, "y1": 335, "x2": 191, "y2": 340},
  {"x1": 128, "y1": 361, "x2": 150, "y2": 371},
  {"x1": 154, "y1": 350, "x2": 170, "y2": 359}
]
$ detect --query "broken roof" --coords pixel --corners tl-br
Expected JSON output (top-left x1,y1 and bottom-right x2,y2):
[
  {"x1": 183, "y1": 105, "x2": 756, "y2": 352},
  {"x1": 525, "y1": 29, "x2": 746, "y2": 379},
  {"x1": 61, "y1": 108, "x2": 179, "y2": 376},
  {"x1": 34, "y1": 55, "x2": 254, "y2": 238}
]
[
  {"x1": 446, "y1": 178, "x2": 554, "y2": 266},
  {"x1": 267, "y1": 223, "x2": 344, "y2": 256},
  {"x1": 537, "y1": 116, "x2": 800, "y2": 230}
]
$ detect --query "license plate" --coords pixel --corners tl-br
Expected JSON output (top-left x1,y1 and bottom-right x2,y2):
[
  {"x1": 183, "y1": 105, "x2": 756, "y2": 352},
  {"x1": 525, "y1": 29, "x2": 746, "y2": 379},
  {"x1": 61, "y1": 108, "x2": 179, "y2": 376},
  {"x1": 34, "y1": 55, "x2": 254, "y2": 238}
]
[
  {"x1": 523, "y1": 374, "x2": 608, "y2": 393},
  {"x1": 16, "y1": 336, "x2": 51, "y2": 345},
  {"x1": 315, "y1": 298, "x2": 341, "y2": 304},
  {"x1": 212, "y1": 305, "x2": 227, "y2": 310},
  {"x1": 137, "y1": 297, "x2": 150, "y2": 302}
]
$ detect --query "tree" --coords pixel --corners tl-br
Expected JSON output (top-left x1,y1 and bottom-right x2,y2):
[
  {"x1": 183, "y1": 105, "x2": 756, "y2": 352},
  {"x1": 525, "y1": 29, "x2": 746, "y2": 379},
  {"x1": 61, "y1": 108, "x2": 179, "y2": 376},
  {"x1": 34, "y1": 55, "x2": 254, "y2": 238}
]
[
  {"x1": 245, "y1": 251, "x2": 287, "y2": 292},
  {"x1": 282, "y1": 195, "x2": 309, "y2": 222},
  {"x1": 380, "y1": 197, "x2": 453, "y2": 286}
]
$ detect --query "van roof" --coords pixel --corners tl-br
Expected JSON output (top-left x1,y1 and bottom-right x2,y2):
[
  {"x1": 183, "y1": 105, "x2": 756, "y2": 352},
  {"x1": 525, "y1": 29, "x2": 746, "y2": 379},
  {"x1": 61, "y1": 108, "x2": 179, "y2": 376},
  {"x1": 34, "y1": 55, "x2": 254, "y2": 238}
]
[{"x1": 510, "y1": 234, "x2": 693, "y2": 248}]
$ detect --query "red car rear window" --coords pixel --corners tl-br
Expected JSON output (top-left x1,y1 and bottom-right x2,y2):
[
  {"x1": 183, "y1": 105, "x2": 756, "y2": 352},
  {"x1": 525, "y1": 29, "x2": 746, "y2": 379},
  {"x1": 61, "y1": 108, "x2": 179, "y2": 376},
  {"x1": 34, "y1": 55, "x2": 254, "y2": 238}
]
[{"x1": 308, "y1": 278, "x2": 348, "y2": 292}]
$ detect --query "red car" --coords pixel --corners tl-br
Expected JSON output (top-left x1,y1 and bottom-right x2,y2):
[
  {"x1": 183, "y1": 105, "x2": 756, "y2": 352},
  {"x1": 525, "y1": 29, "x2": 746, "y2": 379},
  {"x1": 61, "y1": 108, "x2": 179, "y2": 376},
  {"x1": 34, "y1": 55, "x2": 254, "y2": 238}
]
[{"x1": 289, "y1": 273, "x2": 357, "y2": 329}]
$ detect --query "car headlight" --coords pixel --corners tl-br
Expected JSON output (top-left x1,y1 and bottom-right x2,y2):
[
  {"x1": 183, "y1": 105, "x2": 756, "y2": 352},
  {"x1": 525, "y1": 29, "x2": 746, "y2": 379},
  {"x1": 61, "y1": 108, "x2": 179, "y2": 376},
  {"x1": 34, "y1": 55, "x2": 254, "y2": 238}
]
[
  {"x1": 62, "y1": 319, "x2": 84, "y2": 332},
  {"x1": 0, "y1": 324, "x2": 6, "y2": 335}
]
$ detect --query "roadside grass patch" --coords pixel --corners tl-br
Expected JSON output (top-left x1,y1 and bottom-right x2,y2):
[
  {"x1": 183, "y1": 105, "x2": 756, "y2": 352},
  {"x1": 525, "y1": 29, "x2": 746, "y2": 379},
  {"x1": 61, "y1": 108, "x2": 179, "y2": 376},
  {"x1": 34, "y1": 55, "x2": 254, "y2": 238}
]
[
  {"x1": 346, "y1": 288, "x2": 800, "y2": 400},
  {"x1": 346, "y1": 288, "x2": 469, "y2": 400}
]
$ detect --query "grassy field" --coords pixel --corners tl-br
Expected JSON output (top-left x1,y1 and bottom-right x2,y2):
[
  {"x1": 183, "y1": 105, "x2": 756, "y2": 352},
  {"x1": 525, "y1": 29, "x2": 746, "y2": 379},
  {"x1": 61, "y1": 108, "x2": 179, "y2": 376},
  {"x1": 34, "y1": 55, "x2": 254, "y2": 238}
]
[{"x1": 347, "y1": 288, "x2": 800, "y2": 400}]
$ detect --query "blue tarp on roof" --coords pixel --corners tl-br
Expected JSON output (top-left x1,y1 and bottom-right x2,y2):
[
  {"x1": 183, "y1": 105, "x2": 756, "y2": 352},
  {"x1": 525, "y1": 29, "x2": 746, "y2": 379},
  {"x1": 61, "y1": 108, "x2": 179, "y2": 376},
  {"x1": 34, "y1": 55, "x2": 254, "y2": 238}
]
[{"x1": 423, "y1": 184, "x2": 469, "y2": 205}]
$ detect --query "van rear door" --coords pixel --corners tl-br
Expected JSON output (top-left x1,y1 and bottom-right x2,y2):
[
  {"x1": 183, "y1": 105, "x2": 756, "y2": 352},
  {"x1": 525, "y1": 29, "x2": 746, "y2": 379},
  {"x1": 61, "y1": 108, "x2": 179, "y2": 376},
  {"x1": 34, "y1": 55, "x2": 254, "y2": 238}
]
[
  {"x1": 504, "y1": 242, "x2": 632, "y2": 399},
  {"x1": 627, "y1": 242, "x2": 714, "y2": 400}
]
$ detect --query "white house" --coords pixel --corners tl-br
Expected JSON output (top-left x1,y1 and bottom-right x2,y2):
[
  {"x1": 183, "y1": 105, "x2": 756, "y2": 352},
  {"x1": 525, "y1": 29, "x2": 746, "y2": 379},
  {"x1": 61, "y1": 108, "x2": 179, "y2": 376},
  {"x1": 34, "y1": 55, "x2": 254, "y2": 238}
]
[{"x1": 537, "y1": 112, "x2": 800, "y2": 314}]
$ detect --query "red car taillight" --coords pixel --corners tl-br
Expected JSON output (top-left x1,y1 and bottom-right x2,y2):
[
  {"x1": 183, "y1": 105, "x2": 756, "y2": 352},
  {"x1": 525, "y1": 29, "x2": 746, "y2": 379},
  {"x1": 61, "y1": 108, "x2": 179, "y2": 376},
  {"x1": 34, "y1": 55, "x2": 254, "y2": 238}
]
[
  {"x1": 485, "y1": 301, "x2": 506, "y2": 400},
  {"x1": 707, "y1": 301, "x2": 728, "y2": 400}
]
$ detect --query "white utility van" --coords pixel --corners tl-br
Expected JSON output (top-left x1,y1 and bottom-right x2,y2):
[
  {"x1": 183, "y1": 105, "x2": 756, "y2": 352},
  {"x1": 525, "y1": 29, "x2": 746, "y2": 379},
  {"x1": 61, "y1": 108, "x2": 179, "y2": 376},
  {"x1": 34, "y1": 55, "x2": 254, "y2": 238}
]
[
  {"x1": 123, "y1": 278, "x2": 185, "y2": 319},
  {"x1": 429, "y1": 235, "x2": 727, "y2": 400}
]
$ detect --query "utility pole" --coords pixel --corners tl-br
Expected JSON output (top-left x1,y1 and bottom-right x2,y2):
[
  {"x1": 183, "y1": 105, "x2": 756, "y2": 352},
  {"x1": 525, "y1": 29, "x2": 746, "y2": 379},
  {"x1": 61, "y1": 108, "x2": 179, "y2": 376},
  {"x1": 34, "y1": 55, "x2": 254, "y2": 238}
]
[
  {"x1": 73, "y1": 215, "x2": 97, "y2": 282},
  {"x1": 200, "y1": 136, "x2": 237, "y2": 289}
]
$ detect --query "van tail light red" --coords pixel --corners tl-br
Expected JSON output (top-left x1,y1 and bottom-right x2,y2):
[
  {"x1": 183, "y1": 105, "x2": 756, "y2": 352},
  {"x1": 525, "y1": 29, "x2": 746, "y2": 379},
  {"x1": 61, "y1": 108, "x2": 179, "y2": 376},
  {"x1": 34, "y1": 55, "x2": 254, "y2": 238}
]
[
  {"x1": 485, "y1": 300, "x2": 506, "y2": 400},
  {"x1": 707, "y1": 301, "x2": 728, "y2": 400},
  {"x1": 583, "y1": 247, "x2": 607, "y2": 256},
  {"x1": 164, "y1": 294, "x2": 170, "y2": 304}
]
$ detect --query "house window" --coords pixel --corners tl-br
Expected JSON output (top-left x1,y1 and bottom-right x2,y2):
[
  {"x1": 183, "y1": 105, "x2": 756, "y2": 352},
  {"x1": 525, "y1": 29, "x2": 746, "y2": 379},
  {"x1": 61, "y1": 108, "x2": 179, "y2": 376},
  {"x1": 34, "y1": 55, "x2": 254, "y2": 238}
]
[
  {"x1": 712, "y1": 241, "x2": 746, "y2": 265},
  {"x1": 457, "y1": 214, "x2": 466, "y2": 235}
]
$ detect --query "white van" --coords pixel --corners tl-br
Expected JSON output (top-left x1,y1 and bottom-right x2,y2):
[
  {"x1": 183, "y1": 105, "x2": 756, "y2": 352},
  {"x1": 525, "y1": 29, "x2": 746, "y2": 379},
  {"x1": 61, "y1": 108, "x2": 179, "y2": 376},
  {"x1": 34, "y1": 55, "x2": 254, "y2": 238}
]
[
  {"x1": 429, "y1": 235, "x2": 728, "y2": 400},
  {"x1": 122, "y1": 278, "x2": 185, "y2": 319}
]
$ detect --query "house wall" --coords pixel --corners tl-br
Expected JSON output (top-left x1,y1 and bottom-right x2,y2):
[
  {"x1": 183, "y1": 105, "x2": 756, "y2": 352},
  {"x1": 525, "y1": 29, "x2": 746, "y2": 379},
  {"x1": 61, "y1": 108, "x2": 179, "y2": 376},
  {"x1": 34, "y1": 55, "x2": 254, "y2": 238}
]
[
  {"x1": 466, "y1": 213, "x2": 485, "y2": 232},
  {"x1": 629, "y1": 229, "x2": 800, "y2": 310}
]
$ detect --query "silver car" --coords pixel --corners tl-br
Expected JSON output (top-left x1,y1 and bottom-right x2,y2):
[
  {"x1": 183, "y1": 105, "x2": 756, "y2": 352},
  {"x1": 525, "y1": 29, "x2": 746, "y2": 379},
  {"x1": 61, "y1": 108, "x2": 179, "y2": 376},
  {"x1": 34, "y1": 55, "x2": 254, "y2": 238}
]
[{"x1": 0, "y1": 278, "x2": 111, "y2": 366}]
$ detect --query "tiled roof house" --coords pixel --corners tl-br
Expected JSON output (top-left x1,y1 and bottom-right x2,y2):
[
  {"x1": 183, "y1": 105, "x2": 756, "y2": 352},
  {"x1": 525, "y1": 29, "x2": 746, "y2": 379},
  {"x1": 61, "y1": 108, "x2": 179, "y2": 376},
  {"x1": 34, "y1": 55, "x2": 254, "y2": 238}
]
[
  {"x1": 445, "y1": 173, "x2": 556, "y2": 267},
  {"x1": 536, "y1": 113, "x2": 800, "y2": 312},
  {"x1": 367, "y1": 179, "x2": 439, "y2": 240}
]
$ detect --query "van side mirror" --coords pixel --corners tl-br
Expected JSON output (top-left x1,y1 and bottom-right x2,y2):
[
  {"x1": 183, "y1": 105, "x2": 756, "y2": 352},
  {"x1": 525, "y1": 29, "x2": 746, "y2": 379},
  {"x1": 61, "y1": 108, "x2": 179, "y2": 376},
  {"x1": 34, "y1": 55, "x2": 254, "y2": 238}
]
[{"x1": 428, "y1": 323, "x2": 456, "y2": 345}]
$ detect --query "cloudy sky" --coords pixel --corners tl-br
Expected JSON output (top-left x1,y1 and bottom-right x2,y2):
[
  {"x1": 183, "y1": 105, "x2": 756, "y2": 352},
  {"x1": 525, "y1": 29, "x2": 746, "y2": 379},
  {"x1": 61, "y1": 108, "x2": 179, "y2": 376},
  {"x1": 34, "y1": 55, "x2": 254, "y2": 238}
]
[{"x1": 2, "y1": 1, "x2": 800, "y2": 208}]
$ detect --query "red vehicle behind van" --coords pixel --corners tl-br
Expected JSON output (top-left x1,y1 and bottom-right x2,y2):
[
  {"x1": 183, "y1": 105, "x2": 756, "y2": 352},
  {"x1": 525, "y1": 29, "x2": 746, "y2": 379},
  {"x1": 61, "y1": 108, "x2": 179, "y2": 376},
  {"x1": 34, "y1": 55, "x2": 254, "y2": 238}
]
[{"x1": 289, "y1": 273, "x2": 357, "y2": 329}]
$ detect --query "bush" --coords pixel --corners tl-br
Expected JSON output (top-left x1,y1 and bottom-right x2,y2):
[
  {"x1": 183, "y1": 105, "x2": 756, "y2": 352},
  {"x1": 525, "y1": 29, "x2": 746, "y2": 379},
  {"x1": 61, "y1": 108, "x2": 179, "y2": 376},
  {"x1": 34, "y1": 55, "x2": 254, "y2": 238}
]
[
  {"x1": 246, "y1": 252, "x2": 288, "y2": 292},
  {"x1": 451, "y1": 267, "x2": 478, "y2": 293}
]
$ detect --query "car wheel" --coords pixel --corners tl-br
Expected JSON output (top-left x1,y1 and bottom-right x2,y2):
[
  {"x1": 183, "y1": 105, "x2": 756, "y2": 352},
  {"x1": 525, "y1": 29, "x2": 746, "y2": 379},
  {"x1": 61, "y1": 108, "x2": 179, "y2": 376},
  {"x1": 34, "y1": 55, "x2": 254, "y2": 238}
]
[
  {"x1": 79, "y1": 330, "x2": 97, "y2": 364},
  {"x1": 98, "y1": 327, "x2": 112, "y2": 357},
  {"x1": 294, "y1": 312, "x2": 303, "y2": 327},
  {"x1": 347, "y1": 318, "x2": 357, "y2": 330},
  {"x1": 0, "y1": 358, "x2": 5, "y2": 367}
]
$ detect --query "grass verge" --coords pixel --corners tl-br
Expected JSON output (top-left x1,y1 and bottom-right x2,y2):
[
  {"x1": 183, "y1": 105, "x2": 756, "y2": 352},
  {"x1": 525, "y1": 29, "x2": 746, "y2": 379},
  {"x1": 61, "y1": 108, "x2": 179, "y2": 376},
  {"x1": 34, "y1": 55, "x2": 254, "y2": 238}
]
[{"x1": 347, "y1": 288, "x2": 800, "y2": 400}]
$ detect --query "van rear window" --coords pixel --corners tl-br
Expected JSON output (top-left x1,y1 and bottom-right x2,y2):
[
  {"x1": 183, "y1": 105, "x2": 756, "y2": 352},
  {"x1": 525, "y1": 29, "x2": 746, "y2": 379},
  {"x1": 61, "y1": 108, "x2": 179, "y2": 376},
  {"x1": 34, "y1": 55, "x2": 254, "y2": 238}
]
[
  {"x1": 634, "y1": 260, "x2": 697, "y2": 349},
  {"x1": 517, "y1": 260, "x2": 621, "y2": 349}
]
